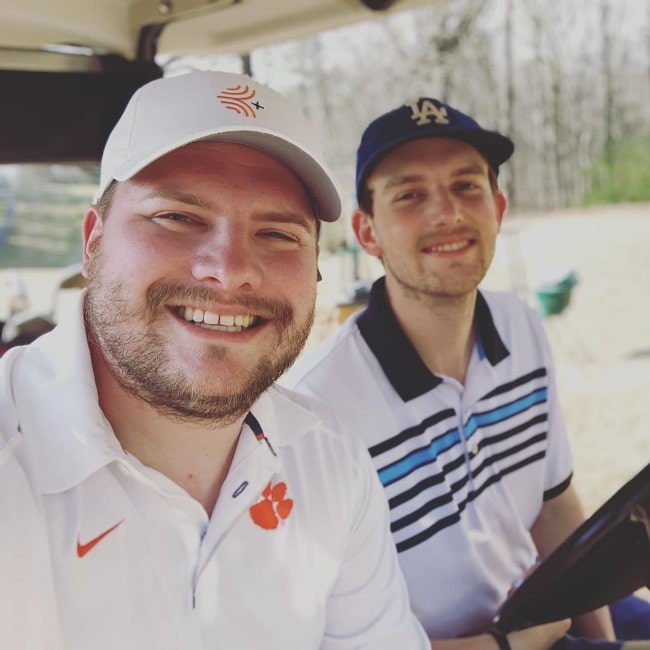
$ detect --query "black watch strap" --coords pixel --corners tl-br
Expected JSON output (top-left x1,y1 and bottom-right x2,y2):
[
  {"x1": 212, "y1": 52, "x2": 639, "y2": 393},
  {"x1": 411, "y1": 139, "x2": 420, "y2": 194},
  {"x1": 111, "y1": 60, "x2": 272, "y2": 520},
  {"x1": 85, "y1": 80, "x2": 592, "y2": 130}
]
[{"x1": 488, "y1": 631, "x2": 511, "y2": 650}]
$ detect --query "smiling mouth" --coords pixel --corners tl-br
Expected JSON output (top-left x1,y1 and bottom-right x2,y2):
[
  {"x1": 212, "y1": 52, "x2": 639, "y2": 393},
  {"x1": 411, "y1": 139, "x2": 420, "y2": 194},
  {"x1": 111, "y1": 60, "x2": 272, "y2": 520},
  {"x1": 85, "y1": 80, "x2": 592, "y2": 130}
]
[
  {"x1": 423, "y1": 239, "x2": 473, "y2": 253},
  {"x1": 176, "y1": 306, "x2": 262, "y2": 332}
]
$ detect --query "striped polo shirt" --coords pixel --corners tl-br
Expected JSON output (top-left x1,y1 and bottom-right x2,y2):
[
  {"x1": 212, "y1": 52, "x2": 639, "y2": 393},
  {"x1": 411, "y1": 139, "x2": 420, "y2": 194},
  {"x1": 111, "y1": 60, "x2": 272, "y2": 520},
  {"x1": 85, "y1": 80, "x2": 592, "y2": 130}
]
[{"x1": 284, "y1": 277, "x2": 573, "y2": 638}]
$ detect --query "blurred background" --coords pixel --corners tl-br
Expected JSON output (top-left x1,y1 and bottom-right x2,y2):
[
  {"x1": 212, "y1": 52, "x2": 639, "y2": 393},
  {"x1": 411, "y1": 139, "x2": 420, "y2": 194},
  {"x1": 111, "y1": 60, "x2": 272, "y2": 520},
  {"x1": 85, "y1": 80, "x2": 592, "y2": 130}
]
[{"x1": 0, "y1": 0, "x2": 648, "y2": 516}]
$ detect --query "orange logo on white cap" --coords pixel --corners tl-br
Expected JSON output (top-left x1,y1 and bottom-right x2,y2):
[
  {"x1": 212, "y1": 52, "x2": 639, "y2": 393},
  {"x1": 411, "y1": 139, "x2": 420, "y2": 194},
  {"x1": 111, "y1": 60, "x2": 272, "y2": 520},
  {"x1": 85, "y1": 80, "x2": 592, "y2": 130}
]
[{"x1": 217, "y1": 85, "x2": 263, "y2": 118}]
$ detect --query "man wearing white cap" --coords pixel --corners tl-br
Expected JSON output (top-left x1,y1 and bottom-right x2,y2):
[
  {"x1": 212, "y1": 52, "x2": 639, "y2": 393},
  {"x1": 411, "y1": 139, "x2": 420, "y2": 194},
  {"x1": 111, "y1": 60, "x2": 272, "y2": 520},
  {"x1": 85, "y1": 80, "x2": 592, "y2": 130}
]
[{"x1": 0, "y1": 71, "x2": 430, "y2": 650}]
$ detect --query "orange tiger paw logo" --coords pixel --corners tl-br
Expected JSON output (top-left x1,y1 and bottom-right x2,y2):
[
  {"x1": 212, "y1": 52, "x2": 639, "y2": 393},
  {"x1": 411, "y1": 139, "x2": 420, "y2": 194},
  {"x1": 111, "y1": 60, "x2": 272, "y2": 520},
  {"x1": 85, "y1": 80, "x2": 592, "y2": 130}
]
[{"x1": 249, "y1": 481, "x2": 293, "y2": 530}]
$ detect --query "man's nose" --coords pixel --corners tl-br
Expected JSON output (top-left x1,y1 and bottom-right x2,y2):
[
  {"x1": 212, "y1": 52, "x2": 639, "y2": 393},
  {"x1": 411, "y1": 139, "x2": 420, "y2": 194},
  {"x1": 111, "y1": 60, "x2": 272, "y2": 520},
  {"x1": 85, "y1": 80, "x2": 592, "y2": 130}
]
[
  {"x1": 424, "y1": 187, "x2": 461, "y2": 225},
  {"x1": 190, "y1": 226, "x2": 262, "y2": 291}
]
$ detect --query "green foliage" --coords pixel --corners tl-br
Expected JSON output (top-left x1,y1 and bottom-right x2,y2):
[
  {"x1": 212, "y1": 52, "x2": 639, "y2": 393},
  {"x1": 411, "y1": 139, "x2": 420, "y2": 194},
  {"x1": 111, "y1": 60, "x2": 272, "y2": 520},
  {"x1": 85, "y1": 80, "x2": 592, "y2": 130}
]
[{"x1": 582, "y1": 137, "x2": 650, "y2": 205}]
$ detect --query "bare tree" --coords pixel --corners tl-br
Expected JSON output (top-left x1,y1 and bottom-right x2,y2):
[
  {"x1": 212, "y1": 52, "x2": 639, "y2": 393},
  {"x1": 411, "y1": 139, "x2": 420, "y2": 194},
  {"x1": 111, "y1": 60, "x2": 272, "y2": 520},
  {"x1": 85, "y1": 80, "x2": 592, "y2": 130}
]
[
  {"x1": 504, "y1": 0, "x2": 516, "y2": 206},
  {"x1": 233, "y1": 0, "x2": 650, "y2": 214},
  {"x1": 601, "y1": 0, "x2": 615, "y2": 181}
]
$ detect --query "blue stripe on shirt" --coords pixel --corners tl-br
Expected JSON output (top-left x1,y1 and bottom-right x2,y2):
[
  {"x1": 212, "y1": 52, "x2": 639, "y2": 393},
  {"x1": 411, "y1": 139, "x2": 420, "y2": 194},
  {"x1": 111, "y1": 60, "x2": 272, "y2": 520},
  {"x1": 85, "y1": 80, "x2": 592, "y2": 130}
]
[{"x1": 378, "y1": 388, "x2": 548, "y2": 486}]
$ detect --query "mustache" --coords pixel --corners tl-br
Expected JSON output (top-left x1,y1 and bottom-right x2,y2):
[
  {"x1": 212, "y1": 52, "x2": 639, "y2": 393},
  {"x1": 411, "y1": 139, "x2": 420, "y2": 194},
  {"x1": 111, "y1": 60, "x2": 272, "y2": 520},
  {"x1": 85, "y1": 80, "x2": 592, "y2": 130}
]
[
  {"x1": 146, "y1": 281, "x2": 293, "y2": 320},
  {"x1": 417, "y1": 226, "x2": 479, "y2": 246}
]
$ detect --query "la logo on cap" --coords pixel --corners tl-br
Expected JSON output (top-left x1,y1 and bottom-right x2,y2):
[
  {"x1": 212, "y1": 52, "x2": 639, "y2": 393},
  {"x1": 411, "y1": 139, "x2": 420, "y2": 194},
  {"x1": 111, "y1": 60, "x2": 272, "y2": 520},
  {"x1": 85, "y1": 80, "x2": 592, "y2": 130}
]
[{"x1": 406, "y1": 99, "x2": 450, "y2": 126}]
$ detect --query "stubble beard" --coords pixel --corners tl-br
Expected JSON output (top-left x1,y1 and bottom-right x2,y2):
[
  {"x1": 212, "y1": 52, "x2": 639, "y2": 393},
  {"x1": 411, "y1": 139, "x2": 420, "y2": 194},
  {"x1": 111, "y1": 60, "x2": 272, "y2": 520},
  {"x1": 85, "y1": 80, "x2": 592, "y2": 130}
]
[
  {"x1": 383, "y1": 246, "x2": 493, "y2": 306},
  {"x1": 84, "y1": 253, "x2": 314, "y2": 425}
]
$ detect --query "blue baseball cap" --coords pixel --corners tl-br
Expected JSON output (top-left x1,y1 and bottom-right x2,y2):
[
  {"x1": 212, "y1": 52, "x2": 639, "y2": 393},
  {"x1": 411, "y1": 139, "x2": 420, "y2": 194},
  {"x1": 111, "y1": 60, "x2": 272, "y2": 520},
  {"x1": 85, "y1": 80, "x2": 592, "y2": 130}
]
[{"x1": 355, "y1": 97, "x2": 514, "y2": 202}]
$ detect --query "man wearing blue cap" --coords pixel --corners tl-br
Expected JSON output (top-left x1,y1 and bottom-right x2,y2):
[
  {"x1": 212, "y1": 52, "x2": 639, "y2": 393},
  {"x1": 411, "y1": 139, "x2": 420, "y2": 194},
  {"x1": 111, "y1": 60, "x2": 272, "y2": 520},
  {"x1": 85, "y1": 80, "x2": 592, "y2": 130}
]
[{"x1": 284, "y1": 98, "x2": 650, "y2": 650}]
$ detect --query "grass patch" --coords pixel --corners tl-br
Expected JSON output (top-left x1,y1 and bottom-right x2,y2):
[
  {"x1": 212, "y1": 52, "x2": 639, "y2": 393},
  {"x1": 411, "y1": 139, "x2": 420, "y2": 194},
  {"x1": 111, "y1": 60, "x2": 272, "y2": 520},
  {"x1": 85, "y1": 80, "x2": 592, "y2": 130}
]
[{"x1": 582, "y1": 137, "x2": 650, "y2": 205}]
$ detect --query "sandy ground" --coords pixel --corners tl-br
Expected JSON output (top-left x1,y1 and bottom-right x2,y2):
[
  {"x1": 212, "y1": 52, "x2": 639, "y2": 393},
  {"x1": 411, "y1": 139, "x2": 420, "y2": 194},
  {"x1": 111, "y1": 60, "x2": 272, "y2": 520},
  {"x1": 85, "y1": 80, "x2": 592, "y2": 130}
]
[{"x1": 310, "y1": 202, "x2": 650, "y2": 519}]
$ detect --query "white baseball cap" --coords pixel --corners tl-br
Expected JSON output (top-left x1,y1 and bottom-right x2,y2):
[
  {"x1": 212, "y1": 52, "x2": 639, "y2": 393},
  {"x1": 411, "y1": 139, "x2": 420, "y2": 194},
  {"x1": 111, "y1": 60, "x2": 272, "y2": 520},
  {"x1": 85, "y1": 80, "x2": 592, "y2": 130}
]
[{"x1": 96, "y1": 70, "x2": 342, "y2": 222}]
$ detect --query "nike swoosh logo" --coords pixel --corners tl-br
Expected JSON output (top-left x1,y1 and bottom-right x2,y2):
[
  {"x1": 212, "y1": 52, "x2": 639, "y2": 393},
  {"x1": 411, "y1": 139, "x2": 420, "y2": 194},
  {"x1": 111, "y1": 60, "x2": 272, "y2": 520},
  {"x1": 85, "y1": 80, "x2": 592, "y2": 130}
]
[{"x1": 76, "y1": 520, "x2": 124, "y2": 558}]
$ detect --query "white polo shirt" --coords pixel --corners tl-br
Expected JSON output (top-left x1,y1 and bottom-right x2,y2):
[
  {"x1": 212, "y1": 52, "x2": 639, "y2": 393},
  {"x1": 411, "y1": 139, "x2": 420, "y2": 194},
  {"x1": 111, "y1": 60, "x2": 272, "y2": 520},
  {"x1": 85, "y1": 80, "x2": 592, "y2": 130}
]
[
  {"x1": 0, "y1": 293, "x2": 429, "y2": 650},
  {"x1": 284, "y1": 277, "x2": 573, "y2": 638}
]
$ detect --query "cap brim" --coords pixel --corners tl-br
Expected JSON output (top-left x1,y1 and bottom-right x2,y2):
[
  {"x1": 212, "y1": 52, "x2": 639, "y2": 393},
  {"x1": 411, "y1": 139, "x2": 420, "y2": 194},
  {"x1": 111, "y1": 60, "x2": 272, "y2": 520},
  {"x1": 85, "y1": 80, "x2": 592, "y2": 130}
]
[
  {"x1": 100, "y1": 128, "x2": 341, "y2": 222},
  {"x1": 449, "y1": 129, "x2": 514, "y2": 170},
  {"x1": 357, "y1": 128, "x2": 514, "y2": 197}
]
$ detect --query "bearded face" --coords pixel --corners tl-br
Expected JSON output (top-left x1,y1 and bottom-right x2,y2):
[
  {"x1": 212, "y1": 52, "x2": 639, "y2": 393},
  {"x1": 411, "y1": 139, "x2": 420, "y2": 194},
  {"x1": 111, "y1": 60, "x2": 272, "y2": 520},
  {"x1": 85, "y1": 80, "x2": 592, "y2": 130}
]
[
  {"x1": 84, "y1": 251, "x2": 314, "y2": 425},
  {"x1": 82, "y1": 142, "x2": 320, "y2": 426}
]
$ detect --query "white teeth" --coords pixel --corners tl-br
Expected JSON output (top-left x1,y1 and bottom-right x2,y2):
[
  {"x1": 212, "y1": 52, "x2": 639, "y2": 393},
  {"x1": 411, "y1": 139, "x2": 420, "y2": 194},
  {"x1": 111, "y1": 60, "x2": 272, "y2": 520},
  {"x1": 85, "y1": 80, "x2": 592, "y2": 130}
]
[
  {"x1": 203, "y1": 311, "x2": 220, "y2": 325},
  {"x1": 433, "y1": 240, "x2": 468, "y2": 252},
  {"x1": 180, "y1": 307, "x2": 254, "y2": 330}
]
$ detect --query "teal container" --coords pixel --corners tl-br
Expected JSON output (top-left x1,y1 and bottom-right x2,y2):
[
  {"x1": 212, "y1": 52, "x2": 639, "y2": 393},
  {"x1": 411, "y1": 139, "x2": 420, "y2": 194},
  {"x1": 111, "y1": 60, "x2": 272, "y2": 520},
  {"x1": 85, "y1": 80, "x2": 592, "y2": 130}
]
[{"x1": 535, "y1": 271, "x2": 578, "y2": 317}]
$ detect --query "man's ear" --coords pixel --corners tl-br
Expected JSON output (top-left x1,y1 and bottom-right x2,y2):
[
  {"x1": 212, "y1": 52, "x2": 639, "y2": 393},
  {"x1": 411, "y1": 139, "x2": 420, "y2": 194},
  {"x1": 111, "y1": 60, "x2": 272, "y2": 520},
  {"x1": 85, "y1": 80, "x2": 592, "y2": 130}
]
[
  {"x1": 81, "y1": 206, "x2": 103, "y2": 278},
  {"x1": 316, "y1": 243, "x2": 322, "y2": 282},
  {"x1": 495, "y1": 191, "x2": 507, "y2": 230},
  {"x1": 352, "y1": 209, "x2": 383, "y2": 259}
]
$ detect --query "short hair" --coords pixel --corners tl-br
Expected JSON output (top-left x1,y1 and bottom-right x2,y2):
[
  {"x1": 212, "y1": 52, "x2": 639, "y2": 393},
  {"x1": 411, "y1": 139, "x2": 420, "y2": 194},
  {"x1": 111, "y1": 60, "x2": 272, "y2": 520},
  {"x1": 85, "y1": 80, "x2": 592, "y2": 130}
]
[{"x1": 96, "y1": 180, "x2": 117, "y2": 218}]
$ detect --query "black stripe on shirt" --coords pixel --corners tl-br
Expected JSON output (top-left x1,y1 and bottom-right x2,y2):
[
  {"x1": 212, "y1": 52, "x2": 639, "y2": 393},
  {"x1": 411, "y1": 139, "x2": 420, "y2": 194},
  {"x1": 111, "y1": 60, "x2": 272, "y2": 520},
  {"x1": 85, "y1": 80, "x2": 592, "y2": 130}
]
[
  {"x1": 395, "y1": 450, "x2": 547, "y2": 552},
  {"x1": 543, "y1": 473, "x2": 573, "y2": 500}
]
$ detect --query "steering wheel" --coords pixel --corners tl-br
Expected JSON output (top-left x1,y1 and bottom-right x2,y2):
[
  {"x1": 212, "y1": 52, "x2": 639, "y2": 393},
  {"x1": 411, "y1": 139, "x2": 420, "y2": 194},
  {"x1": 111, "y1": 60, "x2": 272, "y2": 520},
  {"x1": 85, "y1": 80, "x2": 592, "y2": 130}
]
[{"x1": 495, "y1": 463, "x2": 650, "y2": 633}]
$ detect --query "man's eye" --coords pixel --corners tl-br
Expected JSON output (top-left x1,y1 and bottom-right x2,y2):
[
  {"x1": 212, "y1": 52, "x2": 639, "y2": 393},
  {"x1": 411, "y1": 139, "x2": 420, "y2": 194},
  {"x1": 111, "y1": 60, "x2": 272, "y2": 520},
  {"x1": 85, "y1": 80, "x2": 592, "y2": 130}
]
[
  {"x1": 149, "y1": 212, "x2": 202, "y2": 229},
  {"x1": 154, "y1": 212, "x2": 192, "y2": 222},
  {"x1": 261, "y1": 230, "x2": 298, "y2": 242},
  {"x1": 395, "y1": 191, "x2": 418, "y2": 202},
  {"x1": 455, "y1": 181, "x2": 480, "y2": 192}
]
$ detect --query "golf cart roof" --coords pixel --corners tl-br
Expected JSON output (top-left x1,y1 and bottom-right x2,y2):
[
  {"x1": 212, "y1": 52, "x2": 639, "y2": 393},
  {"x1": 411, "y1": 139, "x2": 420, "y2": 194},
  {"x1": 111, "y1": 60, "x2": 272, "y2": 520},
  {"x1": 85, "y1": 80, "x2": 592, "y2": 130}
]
[
  {"x1": 0, "y1": 0, "x2": 440, "y2": 165},
  {"x1": 1, "y1": 0, "x2": 440, "y2": 63}
]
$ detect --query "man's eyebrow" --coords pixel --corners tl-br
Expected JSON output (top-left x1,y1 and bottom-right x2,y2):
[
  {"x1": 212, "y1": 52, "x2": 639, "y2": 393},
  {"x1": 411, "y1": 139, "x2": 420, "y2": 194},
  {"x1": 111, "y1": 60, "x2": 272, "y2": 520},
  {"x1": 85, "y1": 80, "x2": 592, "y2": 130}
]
[
  {"x1": 255, "y1": 211, "x2": 315, "y2": 233},
  {"x1": 452, "y1": 163, "x2": 487, "y2": 177},
  {"x1": 141, "y1": 188, "x2": 213, "y2": 209},
  {"x1": 140, "y1": 188, "x2": 316, "y2": 232},
  {"x1": 140, "y1": 188, "x2": 317, "y2": 232},
  {"x1": 381, "y1": 174, "x2": 426, "y2": 190},
  {"x1": 380, "y1": 164, "x2": 488, "y2": 190}
]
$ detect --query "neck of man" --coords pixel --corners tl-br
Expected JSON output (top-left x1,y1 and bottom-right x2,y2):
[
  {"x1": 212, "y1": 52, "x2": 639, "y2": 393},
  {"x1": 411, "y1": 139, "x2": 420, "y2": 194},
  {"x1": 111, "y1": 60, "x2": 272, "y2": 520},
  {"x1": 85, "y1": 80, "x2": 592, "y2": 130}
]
[
  {"x1": 91, "y1": 345, "x2": 243, "y2": 516},
  {"x1": 386, "y1": 278, "x2": 477, "y2": 385}
]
